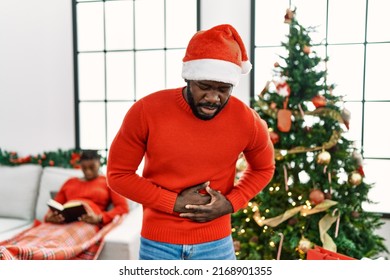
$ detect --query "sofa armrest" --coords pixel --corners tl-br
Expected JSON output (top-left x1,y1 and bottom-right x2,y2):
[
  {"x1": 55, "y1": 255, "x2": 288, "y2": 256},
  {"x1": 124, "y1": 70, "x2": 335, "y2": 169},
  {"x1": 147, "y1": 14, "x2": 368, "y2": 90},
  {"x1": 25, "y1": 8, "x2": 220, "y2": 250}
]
[{"x1": 98, "y1": 205, "x2": 143, "y2": 260}]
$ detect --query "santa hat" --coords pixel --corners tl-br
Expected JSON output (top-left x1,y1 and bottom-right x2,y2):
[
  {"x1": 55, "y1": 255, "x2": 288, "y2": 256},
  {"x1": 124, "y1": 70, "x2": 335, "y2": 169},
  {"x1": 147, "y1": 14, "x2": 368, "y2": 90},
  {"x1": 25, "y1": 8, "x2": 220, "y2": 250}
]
[{"x1": 182, "y1": 24, "x2": 252, "y2": 86}]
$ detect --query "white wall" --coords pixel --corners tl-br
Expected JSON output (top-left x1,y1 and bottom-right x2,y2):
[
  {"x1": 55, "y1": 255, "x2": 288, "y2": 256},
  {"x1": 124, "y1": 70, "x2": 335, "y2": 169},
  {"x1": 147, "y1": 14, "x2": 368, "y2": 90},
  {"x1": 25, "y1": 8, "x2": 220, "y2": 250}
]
[
  {"x1": 201, "y1": 0, "x2": 251, "y2": 105},
  {"x1": 0, "y1": 0, "x2": 75, "y2": 155}
]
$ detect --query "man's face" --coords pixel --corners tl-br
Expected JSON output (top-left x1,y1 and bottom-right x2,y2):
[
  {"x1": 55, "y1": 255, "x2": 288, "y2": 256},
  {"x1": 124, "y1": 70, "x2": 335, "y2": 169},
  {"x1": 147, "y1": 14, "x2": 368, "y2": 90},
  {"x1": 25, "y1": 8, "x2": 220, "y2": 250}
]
[
  {"x1": 80, "y1": 159, "x2": 100, "y2": 181},
  {"x1": 185, "y1": 80, "x2": 233, "y2": 120}
]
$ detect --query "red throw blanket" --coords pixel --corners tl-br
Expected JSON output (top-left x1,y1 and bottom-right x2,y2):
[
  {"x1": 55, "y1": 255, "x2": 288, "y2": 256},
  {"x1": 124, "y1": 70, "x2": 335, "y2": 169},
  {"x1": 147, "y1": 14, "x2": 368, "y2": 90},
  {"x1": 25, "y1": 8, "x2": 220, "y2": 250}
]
[{"x1": 0, "y1": 216, "x2": 124, "y2": 260}]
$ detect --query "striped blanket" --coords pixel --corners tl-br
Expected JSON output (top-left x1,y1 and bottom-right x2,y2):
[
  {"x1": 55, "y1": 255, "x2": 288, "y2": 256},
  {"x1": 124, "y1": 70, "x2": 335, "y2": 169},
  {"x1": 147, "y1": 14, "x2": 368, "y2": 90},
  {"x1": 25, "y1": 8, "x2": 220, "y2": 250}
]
[{"x1": 0, "y1": 216, "x2": 123, "y2": 260}]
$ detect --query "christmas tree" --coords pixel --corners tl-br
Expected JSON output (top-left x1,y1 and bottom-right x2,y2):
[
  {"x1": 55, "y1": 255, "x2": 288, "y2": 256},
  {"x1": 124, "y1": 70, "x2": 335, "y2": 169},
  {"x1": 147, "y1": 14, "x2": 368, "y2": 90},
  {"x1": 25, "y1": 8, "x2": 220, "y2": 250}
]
[{"x1": 231, "y1": 8, "x2": 388, "y2": 260}]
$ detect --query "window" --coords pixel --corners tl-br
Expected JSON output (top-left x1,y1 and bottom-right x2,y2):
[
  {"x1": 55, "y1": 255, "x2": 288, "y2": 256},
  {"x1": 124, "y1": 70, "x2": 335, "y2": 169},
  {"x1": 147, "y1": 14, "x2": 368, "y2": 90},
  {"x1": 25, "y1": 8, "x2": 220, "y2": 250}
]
[
  {"x1": 252, "y1": 0, "x2": 390, "y2": 214},
  {"x1": 73, "y1": 0, "x2": 199, "y2": 158}
]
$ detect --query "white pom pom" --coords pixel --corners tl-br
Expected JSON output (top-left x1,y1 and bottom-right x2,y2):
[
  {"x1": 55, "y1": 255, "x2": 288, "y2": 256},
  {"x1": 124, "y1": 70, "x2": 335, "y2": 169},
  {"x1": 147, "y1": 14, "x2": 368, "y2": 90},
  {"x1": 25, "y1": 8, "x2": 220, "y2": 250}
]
[{"x1": 241, "y1": 60, "x2": 252, "y2": 75}]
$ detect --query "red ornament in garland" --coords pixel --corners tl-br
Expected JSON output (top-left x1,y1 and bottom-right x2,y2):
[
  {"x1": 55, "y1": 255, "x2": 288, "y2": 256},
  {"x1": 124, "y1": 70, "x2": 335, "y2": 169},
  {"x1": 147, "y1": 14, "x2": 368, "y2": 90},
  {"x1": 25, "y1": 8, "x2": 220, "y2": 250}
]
[
  {"x1": 309, "y1": 189, "x2": 325, "y2": 205},
  {"x1": 311, "y1": 95, "x2": 327, "y2": 108},
  {"x1": 269, "y1": 131, "x2": 280, "y2": 145}
]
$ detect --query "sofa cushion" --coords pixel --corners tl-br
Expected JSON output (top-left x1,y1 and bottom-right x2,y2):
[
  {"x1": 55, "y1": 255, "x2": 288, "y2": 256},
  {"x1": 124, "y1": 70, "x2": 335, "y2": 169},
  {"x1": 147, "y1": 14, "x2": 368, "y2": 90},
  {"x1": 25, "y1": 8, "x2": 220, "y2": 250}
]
[
  {"x1": 35, "y1": 167, "x2": 83, "y2": 221},
  {"x1": 0, "y1": 164, "x2": 42, "y2": 220}
]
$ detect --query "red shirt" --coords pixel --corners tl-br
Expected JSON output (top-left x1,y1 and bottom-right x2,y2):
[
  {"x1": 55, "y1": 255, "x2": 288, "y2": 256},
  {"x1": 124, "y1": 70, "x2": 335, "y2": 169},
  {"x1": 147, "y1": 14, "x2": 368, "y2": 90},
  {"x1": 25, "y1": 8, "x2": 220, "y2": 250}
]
[
  {"x1": 107, "y1": 87, "x2": 275, "y2": 244},
  {"x1": 53, "y1": 175, "x2": 129, "y2": 225}
]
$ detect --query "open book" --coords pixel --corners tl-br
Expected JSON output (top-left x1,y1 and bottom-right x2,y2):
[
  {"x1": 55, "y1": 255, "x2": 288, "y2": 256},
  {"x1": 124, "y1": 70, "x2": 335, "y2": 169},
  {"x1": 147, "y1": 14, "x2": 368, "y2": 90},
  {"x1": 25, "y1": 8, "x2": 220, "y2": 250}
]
[{"x1": 47, "y1": 199, "x2": 87, "y2": 223}]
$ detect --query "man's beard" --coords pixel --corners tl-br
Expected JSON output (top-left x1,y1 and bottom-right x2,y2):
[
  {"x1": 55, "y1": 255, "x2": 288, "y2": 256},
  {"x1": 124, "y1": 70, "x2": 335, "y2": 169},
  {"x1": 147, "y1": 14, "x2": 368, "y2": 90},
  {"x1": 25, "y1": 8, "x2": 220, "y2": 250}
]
[{"x1": 186, "y1": 84, "x2": 229, "y2": 121}]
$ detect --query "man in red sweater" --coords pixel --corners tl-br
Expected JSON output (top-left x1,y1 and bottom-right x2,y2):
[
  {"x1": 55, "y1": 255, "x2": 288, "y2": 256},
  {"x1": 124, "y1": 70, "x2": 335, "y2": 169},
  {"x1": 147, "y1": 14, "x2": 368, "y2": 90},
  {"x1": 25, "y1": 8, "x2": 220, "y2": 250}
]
[{"x1": 107, "y1": 24, "x2": 275, "y2": 260}]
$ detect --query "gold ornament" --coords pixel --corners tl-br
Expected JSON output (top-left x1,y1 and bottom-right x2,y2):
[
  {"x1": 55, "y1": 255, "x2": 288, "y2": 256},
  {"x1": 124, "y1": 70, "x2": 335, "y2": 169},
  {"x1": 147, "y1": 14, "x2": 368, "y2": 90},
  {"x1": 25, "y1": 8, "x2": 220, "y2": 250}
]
[
  {"x1": 316, "y1": 150, "x2": 331, "y2": 165},
  {"x1": 236, "y1": 156, "x2": 247, "y2": 172},
  {"x1": 297, "y1": 237, "x2": 312, "y2": 254},
  {"x1": 348, "y1": 171, "x2": 362, "y2": 186},
  {"x1": 274, "y1": 150, "x2": 284, "y2": 161}
]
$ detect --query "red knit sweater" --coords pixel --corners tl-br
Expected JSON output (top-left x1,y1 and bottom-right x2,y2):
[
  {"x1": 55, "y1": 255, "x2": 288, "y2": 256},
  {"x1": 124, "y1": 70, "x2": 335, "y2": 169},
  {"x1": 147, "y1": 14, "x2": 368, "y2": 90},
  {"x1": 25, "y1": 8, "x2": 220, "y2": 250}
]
[
  {"x1": 107, "y1": 87, "x2": 275, "y2": 244},
  {"x1": 52, "y1": 175, "x2": 129, "y2": 225}
]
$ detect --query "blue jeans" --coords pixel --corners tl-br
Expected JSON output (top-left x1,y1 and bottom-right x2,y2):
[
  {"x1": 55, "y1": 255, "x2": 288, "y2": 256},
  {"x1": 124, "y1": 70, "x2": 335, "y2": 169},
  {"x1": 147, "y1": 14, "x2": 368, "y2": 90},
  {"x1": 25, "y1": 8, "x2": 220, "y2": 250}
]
[{"x1": 139, "y1": 235, "x2": 236, "y2": 260}]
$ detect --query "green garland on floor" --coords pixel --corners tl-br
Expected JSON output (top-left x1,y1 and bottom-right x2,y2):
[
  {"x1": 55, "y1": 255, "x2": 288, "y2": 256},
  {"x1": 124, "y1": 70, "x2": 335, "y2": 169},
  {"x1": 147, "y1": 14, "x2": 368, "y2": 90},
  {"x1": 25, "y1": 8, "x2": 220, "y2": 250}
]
[{"x1": 0, "y1": 148, "x2": 106, "y2": 169}]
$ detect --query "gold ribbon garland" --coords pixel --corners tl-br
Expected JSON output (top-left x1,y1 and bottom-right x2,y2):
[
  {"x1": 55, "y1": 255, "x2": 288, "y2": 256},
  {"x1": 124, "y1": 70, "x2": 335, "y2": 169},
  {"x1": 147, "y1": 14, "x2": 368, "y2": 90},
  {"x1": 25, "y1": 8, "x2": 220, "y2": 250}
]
[
  {"x1": 256, "y1": 99, "x2": 346, "y2": 159},
  {"x1": 252, "y1": 200, "x2": 337, "y2": 227},
  {"x1": 256, "y1": 99, "x2": 347, "y2": 124},
  {"x1": 252, "y1": 200, "x2": 339, "y2": 251},
  {"x1": 274, "y1": 130, "x2": 341, "y2": 160},
  {"x1": 318, "y1": 213, "x2": 339, "y2": 252}
]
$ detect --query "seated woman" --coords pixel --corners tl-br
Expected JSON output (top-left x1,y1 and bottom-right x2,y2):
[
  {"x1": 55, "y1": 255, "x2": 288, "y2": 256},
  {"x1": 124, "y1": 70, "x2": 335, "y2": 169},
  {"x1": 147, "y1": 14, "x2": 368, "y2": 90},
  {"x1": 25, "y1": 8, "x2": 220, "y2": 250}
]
[
  {"x1": 0, "y1": 150, "x2": 129, "y2": 260},
  {"x1": 45, "y1": 150, "x2": 129, "y2": 226}
]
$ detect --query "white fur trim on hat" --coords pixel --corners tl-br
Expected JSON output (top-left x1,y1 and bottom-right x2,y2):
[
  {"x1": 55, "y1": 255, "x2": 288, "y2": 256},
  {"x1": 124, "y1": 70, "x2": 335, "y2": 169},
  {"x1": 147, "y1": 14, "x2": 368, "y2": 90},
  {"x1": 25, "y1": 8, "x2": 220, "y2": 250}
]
[
  {"x1": 182, "y1": 58, "x2": 242, "y2": 86},
  {"x1": 182, "y1": 24, "x2": 252, "y2": 87}
]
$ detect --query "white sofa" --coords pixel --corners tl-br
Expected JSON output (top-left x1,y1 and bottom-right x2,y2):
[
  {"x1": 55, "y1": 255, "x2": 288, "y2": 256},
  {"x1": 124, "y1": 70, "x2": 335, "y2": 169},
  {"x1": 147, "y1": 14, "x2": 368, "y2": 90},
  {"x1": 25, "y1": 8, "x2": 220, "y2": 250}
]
[{"x1": 0, "y1": 164, "x2": 142, "y2": 260}]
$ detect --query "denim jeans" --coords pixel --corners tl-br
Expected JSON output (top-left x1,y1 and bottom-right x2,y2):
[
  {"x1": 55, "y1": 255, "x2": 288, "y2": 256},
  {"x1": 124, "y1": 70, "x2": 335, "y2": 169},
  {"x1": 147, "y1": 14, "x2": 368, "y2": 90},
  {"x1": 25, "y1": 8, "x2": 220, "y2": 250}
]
[{"x1": 139, "y1": 235, "x2": 236, "y2": 260}]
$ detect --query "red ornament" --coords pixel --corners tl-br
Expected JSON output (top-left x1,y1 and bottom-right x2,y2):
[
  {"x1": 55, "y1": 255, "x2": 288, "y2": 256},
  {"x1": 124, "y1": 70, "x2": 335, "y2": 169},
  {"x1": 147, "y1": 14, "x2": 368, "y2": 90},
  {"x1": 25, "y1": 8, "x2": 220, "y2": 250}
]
[
  {"x1": 324, "y1": 192, "x2": 332, "y2": 200},
  {"x1": 70, "y1": 152, "x2": 81, "y2": 168},
  {"x1": 341, "y1": 108, "x2": 351, "y2": 130},
  {"x1": 309, "y1": 189, "x2": 325, "y2": 205},
  {"x1": 311, "y1": 95, "x2": 327, "y2": 108},
  {"x1": 303, "y1": 45, "x2": 311, "y2": 54},
  {"x1": 269, "y1": 131, "x2": 280, "y2": 145},
  {"x1": 233, "y1": 240, "x2": 241, "y2": 252},
  {"x1": 277, "y1": 108, "x2": 292, "y2": 132},
  {"x1": 276, "y1": 82, "x2": 291, "y2": 97},
  {"x1": 249, "y1": 236, "x2": 259, "y2": 243},
  {"x1": 351, "y1": 211, "x2": 360, "y2": 219},
  {"x1": 357, "y1": 166, "x2": 365, "y2": 177},
  {"x1": 284, "y1": 8, "x2": 295, "y2": 24},
  {"x1": 288, "y1": 217, "x2": 298, "y2": 226}
]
